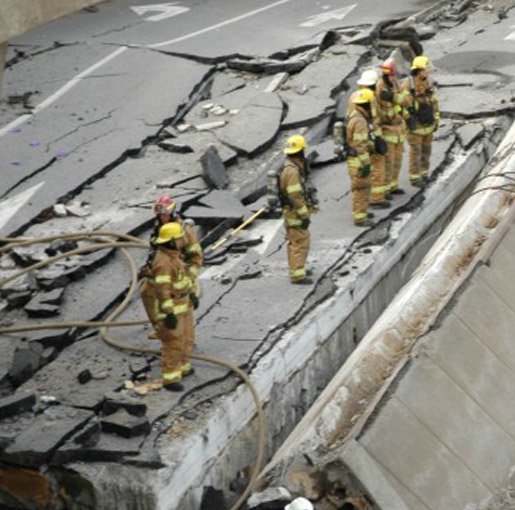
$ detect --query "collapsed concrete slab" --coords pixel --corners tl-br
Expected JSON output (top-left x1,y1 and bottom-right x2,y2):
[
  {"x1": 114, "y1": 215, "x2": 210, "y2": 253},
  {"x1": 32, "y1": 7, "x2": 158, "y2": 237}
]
[
  {"x1": 217, "y1": 92, "x2": 283, "y2": 157},
  {"x1": 259, "y1": 123, "x2": 515, "y2": 510},
  {"x1": 279, "y1": 44, "x2": 368, "y2": 129},
  {"x1": 1, "y1": 405, "x2": 93, "y2": 466}
]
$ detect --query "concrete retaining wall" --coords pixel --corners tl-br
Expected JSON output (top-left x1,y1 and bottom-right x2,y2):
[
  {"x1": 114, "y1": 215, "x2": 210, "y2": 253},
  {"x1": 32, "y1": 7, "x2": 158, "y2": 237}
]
[
  {"x1": 163, "y1": 119, "x2": 512, "y2": 509},
  {"x1": 0, "y1": 0, "x2": 105, "y2": 43},
  {"x1": 261, "y1": 121, "x2": 515, "y2": 509}
]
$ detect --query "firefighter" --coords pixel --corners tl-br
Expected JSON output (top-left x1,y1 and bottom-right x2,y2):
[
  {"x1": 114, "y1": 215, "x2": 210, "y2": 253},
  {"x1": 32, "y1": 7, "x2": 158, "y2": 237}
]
[
  {"x1": 346, "y1": 88, "x2": 375, "y2": 227},
  {"x1": 348, "y1": 69, "x2": 389, "y2": 209},
  {"x1": 376, "y1": 57, "x2": 411, "y2": 195},
  {"x1": 139, "y1": 195, "x2": 202, "y2": 377},
  {"x1": 400, "y1": 55, "x2": 440, "y2": 187},
  {"x1": 151, "y1": 222, "x2": 194, "y2": 392},
  {"x1": 280, "y1": 134, "x2": 312, "y2": 284}
]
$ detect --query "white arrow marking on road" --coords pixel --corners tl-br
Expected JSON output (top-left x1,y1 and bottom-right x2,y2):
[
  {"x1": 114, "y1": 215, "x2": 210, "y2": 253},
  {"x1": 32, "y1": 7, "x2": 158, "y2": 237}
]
[
  {"x1": 0, "y1": 182, "x2": 46, "y2": 232},
  {"x1": 131, "y1": 3, "x2": 189, "y2": 22},
  {"x1": 300, "y1": 4, "x2": 357, "y2": 28},
  {"x1": 0, "y1": 0, "x2": 296, "y2": 139},
  {"x1": 504, "y1": 25, "x2": 515, "y2": 41}
]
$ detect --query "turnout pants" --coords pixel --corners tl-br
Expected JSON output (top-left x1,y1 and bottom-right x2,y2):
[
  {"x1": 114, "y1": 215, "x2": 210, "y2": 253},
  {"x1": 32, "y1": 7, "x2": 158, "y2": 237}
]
[
  {"x1": 407, "y1": 132, "x2": 433, "y2": 183},
  {"x1": 285, "y1": 225, "x2": 310, "y2": 281},
  {"x1": 383, "y1": 125, "x2": 405, "y2": 192},
  {"x1": 139, "y1": 277, "x2": 158, "y2": 329},
  {"x1": 157, "y1": 300, "x2": 189, "y2": 386},
  {"x1": 348, "y1": 166, "x2": 371, "y2": 223},
  {"x1": 370, "y1": 153, "x2": 387, "y2": 204}
]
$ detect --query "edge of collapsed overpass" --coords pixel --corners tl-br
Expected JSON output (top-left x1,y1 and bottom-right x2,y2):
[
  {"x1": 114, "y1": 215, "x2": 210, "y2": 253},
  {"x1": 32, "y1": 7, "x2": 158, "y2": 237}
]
[
  {"x1": 1, "y1": 2, "x2": 514, "y2": 509},
  {"x1": 258, "y1": 121, "x2": 515, "y2": 509},
  {"x1": 155, "y1": 118, "x2": 513, "y2": 505}
]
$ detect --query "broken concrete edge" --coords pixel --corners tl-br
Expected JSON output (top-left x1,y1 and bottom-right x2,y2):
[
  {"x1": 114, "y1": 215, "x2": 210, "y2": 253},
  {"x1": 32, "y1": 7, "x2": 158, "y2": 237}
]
[
  {"x1": 144, "y1": 121, "x2": 510, "y2": 509},
  {"x1": 391, "y1": 0, "x2": 450, "y2": 29},
  {"x1": 234, "y1": 116, "x2": 332, "y2": 203},
  {"x1": 261, "y1": 120, "x2": 515, "y2": 478}
]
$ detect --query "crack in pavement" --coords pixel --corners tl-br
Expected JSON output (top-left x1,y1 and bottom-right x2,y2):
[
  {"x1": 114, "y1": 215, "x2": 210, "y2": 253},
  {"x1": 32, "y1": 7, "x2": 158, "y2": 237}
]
[
  {"x1": 5, "y1": 42, "x2": 82, "y2": 69},
  {"x1": 0, "y1": 157, "x2": 57, "y2": 200},
  {"x1": 45, "y1": 108, "x2": 119, "y2": 151},
  {"x1": 91, "y1": 21, "x2": 145, "y2": 39}
]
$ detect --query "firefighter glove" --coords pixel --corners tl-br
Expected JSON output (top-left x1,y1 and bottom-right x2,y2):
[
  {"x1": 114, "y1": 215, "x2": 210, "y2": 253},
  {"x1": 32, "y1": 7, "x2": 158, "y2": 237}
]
[
  {"x1": 380, "y1": 89, "x2": 394, "y2": 102},
  {"x1": 374, "y1": 136, "x2": 388, "y2": 156},
  {"x1": 164, "y1": 313, "x2": 178, "y2": 330},
  {"x1": 359, "y1": 164, "x2": 371, "y2": 178},
  {"x1": 300, "y1": 218, "x2": 311, "y2": 230},
  {"x1": 189, "y1": 293, "x2": 199, "y2": 310},
  {"x1": 137, "y1": 265, "x2": 150, "y2": 280},
  {"x1": 407, "y1": 116, "x2": 417, "y2": 132}
]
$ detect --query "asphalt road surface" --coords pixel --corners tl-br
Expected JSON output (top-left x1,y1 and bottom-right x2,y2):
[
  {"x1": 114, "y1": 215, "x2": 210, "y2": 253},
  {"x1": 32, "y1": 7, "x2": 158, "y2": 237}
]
[{"x1": 0, "y1": 0, "x2": 439, "y2": 236}]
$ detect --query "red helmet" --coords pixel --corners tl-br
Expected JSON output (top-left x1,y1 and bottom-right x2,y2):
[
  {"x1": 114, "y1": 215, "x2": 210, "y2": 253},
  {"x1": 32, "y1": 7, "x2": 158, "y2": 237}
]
[
  {"x1": 380, "y1": 58, "x2": 396, "y2": 75},
  {"x1": 153, "y1": 195, "x2": 176, "y2": 216}
]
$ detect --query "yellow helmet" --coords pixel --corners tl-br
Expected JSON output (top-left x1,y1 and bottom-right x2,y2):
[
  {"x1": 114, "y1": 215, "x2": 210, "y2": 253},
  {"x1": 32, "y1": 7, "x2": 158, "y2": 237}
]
[
  {"x1": 411, "y1": 55, "x2": 429, "y2": 70},
  {"x1": 284, "y1": 134, "x2": 307, "y2": 155},
  {"x1": 155, "y1": 222, "x2": 183, "y2": 244},
  {"x1": 352, "y1": 88, "x2": 375, "y2": 104}
]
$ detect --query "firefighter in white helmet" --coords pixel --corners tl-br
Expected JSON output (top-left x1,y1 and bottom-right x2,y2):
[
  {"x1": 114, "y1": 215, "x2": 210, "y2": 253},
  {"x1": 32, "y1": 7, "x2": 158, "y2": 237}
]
[
  {"x1": 348, "y1": 68, "x2": 389, "y2": 209},
  {"x1": 285, "y1": 497, "x2": 314, "y2": 510}
]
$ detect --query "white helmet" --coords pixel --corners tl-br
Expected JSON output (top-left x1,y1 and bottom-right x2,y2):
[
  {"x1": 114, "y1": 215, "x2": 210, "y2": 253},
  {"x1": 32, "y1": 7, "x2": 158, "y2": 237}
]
[
  {"x1": 285, "y1": 497, "x2": 314, "y2": 510},
  {"x1": 357, "y1": 68, "x2": 379, "y2": 87}
]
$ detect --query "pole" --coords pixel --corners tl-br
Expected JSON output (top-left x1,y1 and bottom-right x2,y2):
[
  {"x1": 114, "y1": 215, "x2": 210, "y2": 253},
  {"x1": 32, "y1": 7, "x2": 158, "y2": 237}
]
[{"x1": 207, "y1": 207, "x2": 268, "y2": 252}]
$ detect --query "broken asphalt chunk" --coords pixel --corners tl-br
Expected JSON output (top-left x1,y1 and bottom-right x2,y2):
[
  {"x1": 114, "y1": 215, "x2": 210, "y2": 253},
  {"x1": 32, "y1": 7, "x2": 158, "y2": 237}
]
[
  {"x1": 25, "y1": 328, "x2": 73, "y2": 348},
  {"x1": 158, "y1": 140, "x2": 194, "y2": 154},
  {"x1": 1, "y1": 406, "x2": 93, "y2": 466},
  {"x1": 52, "y1": 432, "x2": 142, "y2": 464},
  {"x1": 218, "y1": 92, "x2": 283, "y2": 157},
  {"x1": 100, "y1": 409, "x2": 151, "y2": 438},
  {"x1": 8, "y1": 344, "x2": 43, "y2": 385},
  {"x1": 0, "y1": 393, "x2": 36, "y2": 419},
  {"x1": 6, "y1": 290, "x2": 33, "y2": 309},
  {"x1": 102, "y1": 394, "x2": 147, "y2": 417},
  {"x1": 73, "y1": 418, "x2": 101, "y2": 447},
  {"x1": 200, "y1": 145, "x2": 229, "y2": 190},
  {"x1": 44, "y1": 239, "x2": 79, "y2": 256},
  {"x1": 198, "y1": 190, "x2": 249, "y2": 217},
  {"x1": 25, "y1": 301, "x2": 60, "y2": 318},
  {"x1": 11, "y1": 246, "x2": 47, "y2": 267},
  {"x1": 77, "y1": 369, "x2": 93, "y2": 385}
]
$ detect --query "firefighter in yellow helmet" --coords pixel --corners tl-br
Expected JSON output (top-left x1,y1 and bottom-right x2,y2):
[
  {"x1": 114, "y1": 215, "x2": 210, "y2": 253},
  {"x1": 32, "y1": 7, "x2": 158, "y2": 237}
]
[
  {"x1": 280, "y1": 134, "x2": 313, "y2": 284},
  {"x1": 376, "y1": 57, "x2": 411, "y2": 195},
  {"x1": 346, "y1": 88, "x2": 375, "y2": 227},
  {"x1": 139, "y1": 195, "x2": 202, "y2": 378},
  {"x1": 400, "y1": 55, "x2": 440, "y2": 186},
  {"x1": 347, "y1": 69, "x2": 390, "y2": 209},
  {"x1": 150, "y1": 222, "x2": 194, "y2": 392}
]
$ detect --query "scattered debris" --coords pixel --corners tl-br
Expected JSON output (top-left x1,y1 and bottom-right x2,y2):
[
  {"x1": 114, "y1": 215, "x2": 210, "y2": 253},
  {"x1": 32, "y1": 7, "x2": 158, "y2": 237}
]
[{"x1": 200, "y1": 145, "x2": 230, "y2": 190}]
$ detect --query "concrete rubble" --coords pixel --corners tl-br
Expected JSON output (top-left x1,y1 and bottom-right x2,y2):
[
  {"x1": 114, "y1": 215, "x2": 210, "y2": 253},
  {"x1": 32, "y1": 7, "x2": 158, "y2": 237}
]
[{"x1": 0, "y1": 1, "x2": 514, "y2": 509}]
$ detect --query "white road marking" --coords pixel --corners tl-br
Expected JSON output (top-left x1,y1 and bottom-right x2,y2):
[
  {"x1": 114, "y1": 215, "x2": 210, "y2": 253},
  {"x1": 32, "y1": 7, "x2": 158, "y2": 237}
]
[
  {"x1": 299, "y1": 4, "x2": 357, "y2": 28},
  {"x1": 504, "y1": 25, "x2": 515, "y2": 41},
  {"x1": 149, "y1": 0, "x2": 296, "y2": 48},
  {"x1": 131, "y1": 3, "x2": 189, "y2": 22},
  {"x1": 0, "y1": 182, "x2": 46, "y2": 231},
  {"x1": 0, "y1": 0, "x2": 295, "y2": 139},
  {"x1": 0, "y1": 47, "x2": 127, "y2": 139}
]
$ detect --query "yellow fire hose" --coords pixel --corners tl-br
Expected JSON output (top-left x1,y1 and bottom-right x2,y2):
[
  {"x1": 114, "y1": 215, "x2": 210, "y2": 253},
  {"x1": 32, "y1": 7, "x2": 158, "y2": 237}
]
[{"x1": 0, "y1": 231, "x2": 265, "y2": 510}]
